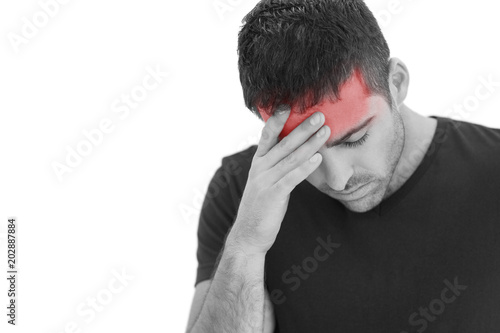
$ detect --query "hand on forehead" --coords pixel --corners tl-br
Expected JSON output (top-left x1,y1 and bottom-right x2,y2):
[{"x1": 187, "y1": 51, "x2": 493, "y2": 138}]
[{"x1": 257, "y1": 70, "x2": 372, "y2": 143}]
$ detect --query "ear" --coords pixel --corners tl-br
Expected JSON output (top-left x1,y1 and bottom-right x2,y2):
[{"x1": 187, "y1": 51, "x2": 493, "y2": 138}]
[{"x1": 387, "y1": 57, "x2": 410, "y2": 107}]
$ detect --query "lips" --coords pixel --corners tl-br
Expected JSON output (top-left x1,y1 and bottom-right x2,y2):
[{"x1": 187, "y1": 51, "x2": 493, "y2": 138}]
[
  {"x1": 337, "y1": 182, "x2": 370, "y2": 196},
  {"x1": 340, "y1": 186, "x2": 364, "y2": 195}
]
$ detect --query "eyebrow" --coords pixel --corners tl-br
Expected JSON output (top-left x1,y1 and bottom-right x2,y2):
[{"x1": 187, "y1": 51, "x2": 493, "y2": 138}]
[{"x1": 325, "y1": 115, "x2": 375, "y2": 148}]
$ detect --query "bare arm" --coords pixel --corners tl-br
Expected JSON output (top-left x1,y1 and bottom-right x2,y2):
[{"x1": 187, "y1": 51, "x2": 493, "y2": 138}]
[
  {"x1": 187, "y1": 108, "x2": 328, "y2": 332},
  {"x1": 187, "y1": 231, "x2": 273, "y2": 332}
]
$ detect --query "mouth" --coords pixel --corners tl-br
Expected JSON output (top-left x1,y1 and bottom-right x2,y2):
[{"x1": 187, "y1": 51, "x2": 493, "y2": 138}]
[
  {"x1": 340, "y1": 185, "x2": 365, "y2": 195},
  {"x1": 333, "y1": 182, "x2": 372, "y2": 199}
]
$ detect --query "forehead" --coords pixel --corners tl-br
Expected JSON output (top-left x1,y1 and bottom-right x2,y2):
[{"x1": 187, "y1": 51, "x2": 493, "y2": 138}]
[{"x1": 257, "y1": 69, "x2": 375, "y2": 142}]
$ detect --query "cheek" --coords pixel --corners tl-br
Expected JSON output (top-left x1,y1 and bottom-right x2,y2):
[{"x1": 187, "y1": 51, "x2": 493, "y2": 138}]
[
  {"x1": 305, "y1": 124, "x2": 388, "y2": 187},
  {"x1": 355, "y1": 121, "x2": 394, "y2": 174},
  {"x1": 357, "y1": 136, "x2": 385, "y2": 171}
]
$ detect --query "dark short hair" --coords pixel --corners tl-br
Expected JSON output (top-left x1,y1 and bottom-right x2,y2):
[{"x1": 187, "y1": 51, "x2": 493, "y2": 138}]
[{"x1": 237, "y1": 0, "x2": 392, "y2": 120}]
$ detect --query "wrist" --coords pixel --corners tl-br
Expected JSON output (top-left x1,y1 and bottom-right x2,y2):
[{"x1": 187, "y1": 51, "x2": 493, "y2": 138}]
[{"x1": 226, "y1": 224, "x2": 269, "y2": 258}]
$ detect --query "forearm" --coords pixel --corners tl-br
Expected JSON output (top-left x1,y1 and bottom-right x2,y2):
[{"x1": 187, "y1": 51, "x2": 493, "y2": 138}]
[{"x1": 190, "y1": 233, "x2": 267, "y2": 333}]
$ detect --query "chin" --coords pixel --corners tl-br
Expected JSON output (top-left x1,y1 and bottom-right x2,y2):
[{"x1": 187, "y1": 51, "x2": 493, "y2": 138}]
[
  {"x1": 340, "y1": 200, "x2": 371, "y2": 213},
  {"x1": 342, "y1": 201, "x2": 376, "y2": 213},
  {"x1": 338, "y1": 187, "x2": 384, "y2": 213}
]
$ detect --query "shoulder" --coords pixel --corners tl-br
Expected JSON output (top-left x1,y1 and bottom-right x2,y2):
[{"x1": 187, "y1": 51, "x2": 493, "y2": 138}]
[
  {"x1": 205, "y1": 145, "x2": 257, "y2": 207},
  {"x1": 218, "y1": 145, "x2": 257, "y2": 183},
  {"x1": 438, "y1": 116, "x2": 500, "y2": 181},
  {"x1": 435, "y1": 116, "x2": 500, "y2": 160},
  {"x1": 221, "y1": 144, "x2": 257, "y2": 166},
  {"x1": 443, "y1": 116, "x2": 500, "y2": 149}
]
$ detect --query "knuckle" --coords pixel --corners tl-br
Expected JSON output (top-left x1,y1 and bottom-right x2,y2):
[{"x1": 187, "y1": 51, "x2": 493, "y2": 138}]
[
  {"x1": 249, "y1": 161, "x2": 264, "y2": 178},
  {"x1": 282, "y1": 152, "x2": 296, "y2": 165},
  {"x1": 272, "y1": 180, "x2": 286, "y2": 194},
  {"x1": 261, "y1": 127, "x2": 270, "y2": 141},
  {"x1": 266, "y1": 117, "x2": 279, "y2": 132},
  {"x1": 272, "y1": 116, "x2": 287, "y2": 132},
  {"x1": 277, "y1": 136, "x2": 291, "y2": 150}
]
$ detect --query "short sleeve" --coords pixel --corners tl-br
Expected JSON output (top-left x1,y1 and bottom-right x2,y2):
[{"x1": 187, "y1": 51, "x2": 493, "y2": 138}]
[{"x1": 194, "y1": 153, "x2": 251, "y2": 287}]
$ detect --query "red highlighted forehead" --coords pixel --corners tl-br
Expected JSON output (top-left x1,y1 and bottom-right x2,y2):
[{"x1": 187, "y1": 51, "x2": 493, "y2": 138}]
[{"x1": 257, "y1": 69, "x2": 373, "y2": 144}]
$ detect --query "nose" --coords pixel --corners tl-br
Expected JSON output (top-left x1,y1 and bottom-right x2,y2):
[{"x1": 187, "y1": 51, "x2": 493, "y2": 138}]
[{"x1": 320, "y1": 153, "x2": 354, "y2": 192}]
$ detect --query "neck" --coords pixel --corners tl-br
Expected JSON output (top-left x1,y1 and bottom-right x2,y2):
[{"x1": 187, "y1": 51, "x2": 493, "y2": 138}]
[{"x1": 384, "y1": 105, "x2": 437, "y2": 199}]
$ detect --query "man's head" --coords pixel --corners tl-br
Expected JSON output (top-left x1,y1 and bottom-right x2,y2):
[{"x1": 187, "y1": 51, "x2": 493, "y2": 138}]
[{"x1": 237, "y1": 0, "x2": 410, "y2": 213}]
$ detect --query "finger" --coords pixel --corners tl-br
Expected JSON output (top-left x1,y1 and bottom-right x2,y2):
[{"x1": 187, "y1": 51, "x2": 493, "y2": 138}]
[
  {"x1": 254, "y1": 106, "x2": 291, "y2": 158},
  {"x1": 272, "y1": 152, "x2": 323, "y2": 196},
  {"x1": 263, "y1": 111, "x2": 325, "y2": 169},
  {"x1": 269, "y1": 124, "x2": 330, "y2": 179}
]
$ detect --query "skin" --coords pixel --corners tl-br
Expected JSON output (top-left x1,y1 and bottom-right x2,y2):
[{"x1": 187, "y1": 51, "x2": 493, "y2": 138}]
[
  {"x1": 258, "y1": 68, "x2": 372, "y2": 144},
  {"x1": 185, "y1": 59, "x2": 439, "y2": 333},
  {"x1": 258, "y1": 58, "x2": 438, "y2": 213}
]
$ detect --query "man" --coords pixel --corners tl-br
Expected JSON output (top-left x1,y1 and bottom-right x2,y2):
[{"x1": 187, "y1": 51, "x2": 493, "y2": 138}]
[{"x1": 186, "y1": 0, "x2": 500, "y2": 332}]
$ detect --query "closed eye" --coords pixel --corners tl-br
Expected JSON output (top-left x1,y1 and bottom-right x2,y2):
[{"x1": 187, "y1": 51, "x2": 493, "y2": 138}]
[
  {"x1": 342, "y1": 132, "x2": 370, "y2": 148},
  {"x1": 324, "y1": 115, "x2": 375, "y2": 149}
]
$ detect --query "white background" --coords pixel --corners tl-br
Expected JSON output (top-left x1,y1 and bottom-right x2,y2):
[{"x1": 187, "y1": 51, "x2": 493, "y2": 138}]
[{"x1": 1, "y1": 0, "x2": 499, "y2": 332}]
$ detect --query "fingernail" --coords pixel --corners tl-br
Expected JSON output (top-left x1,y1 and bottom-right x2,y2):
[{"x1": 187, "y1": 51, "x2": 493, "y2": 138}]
[
  {"x1": 310, "y1": 113, "x2": 320, "y2": 125},
  {"x1": 317, "y1": 126, "x2": 326, "y2": 136},
  {"x1": 310, "y1": 153, "x2": 321, "y2": 163}
]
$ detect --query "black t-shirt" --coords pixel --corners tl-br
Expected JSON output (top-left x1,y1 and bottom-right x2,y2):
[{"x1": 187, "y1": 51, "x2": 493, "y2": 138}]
[{"x1": 195, "y1": 115, "x2": 500, "y2": 332}]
